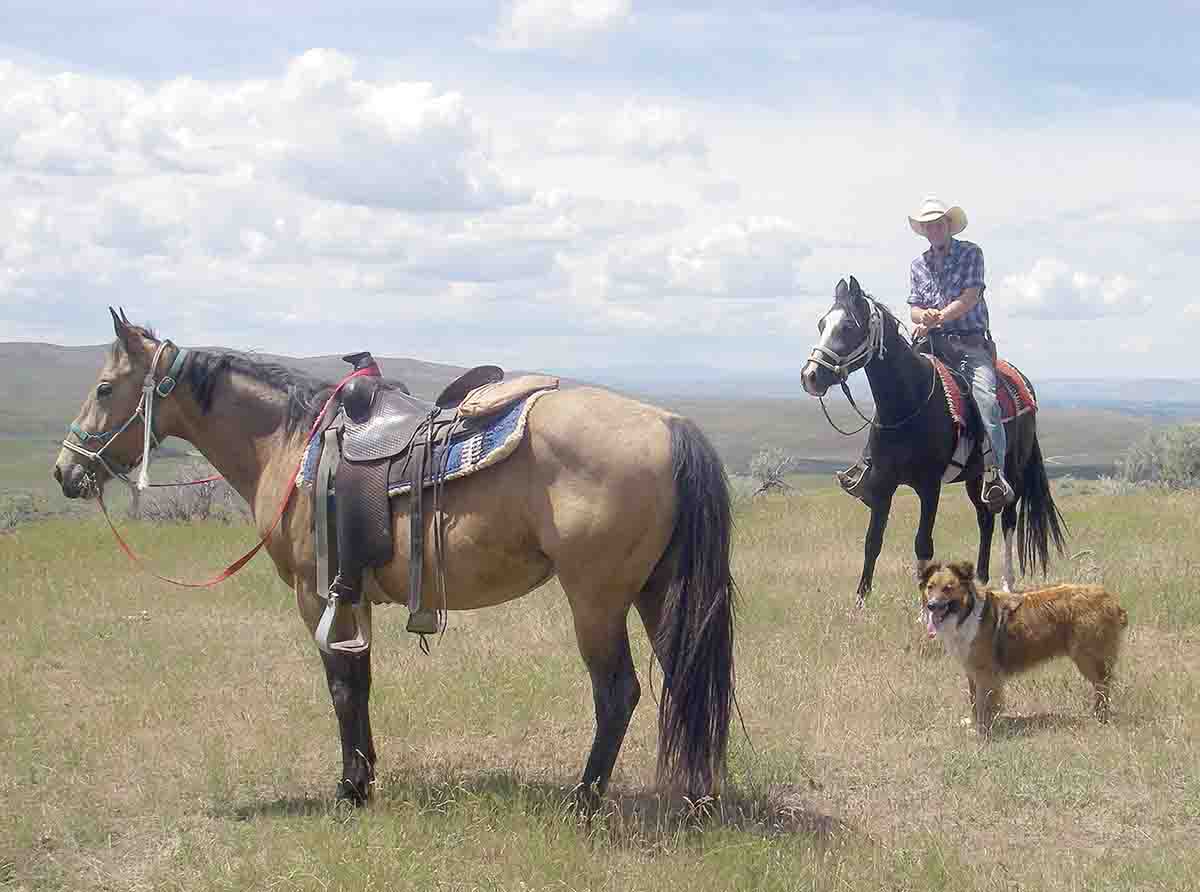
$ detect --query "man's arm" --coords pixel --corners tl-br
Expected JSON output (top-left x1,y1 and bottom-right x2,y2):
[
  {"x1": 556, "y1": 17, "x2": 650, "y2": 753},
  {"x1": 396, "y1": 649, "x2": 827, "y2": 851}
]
[
  {"x1": 936, "y1": 286, "x2": 981, "y2": 324},
  {"x1": 908, "y1": 260, "x2": 939, "y2": 327}
]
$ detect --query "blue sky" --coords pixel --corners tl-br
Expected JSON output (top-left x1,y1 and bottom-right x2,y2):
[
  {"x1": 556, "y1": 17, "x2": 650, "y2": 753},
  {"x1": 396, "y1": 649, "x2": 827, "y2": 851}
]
[{"x1": 1, "y1": 1, "x2": 1197, "y2": 379}]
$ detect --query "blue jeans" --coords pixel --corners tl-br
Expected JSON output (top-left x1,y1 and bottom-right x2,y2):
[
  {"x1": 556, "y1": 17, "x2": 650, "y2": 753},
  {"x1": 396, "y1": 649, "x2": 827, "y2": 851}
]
[{"x1": 956, "y1": 341, "x2": 1006, "y2": 472}]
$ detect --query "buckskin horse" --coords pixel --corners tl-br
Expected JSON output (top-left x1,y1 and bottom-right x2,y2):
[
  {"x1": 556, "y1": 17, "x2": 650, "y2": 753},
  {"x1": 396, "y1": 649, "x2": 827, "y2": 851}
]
[
  {"x1": 52, "y1": 310, "x2": 736, "y2": 806},
  {"x1": 800, "y1": 277, "x2": 1066, "y2": 607}
]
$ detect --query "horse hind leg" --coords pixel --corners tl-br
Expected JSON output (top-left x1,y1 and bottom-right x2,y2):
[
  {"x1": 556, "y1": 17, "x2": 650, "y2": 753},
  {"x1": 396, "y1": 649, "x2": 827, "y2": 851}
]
[
  {"x1": 1000, "y1": 503, "x2": 1018, "y2": 592},
  {"x1": 564, "y1": 585, "x2": 641, "y2": 807},
  {"x1": 967, "y1": 475, "x2": 996, "y2": 586}
]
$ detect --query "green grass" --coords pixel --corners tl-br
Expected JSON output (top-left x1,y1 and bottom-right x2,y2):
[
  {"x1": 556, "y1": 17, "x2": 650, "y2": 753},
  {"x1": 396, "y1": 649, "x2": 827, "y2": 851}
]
[{"x1": 2, "y1": 479, "x2": 1199, "y2": 890}]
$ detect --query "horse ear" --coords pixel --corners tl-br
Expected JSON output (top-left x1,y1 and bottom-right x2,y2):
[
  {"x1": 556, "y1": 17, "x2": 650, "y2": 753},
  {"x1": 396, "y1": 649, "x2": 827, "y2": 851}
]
[
  {"x1": 110, "y1": 306, "x2": 136, "y2": 352},
  {"x1": 848, "y1": 275, "x2": 862, "y2": 297},
  {"x1": 835, "y1": 278, "x2": 849, "y2": 301}
]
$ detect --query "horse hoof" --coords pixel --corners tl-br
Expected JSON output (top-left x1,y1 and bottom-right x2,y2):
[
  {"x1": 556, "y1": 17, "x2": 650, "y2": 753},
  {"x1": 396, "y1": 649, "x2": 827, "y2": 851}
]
[
  {"x1": 565, "y1": 783, "x2": 602, "y2": 817},
  {"x1": 335, "y1": 779, "x2": 370, "y2": 806}
]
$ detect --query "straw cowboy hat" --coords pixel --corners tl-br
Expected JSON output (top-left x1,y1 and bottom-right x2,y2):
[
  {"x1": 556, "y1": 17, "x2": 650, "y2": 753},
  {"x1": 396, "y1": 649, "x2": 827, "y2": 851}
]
[{"x1": 908, "y1": 196, "x2": 967, "y2": 237}]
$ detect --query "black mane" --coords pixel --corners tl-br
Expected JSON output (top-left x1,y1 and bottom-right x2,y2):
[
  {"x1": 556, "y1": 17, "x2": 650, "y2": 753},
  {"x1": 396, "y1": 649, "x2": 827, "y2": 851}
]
[{"x1": 183, "y1": 350, "x2": 335, "y2": 435}]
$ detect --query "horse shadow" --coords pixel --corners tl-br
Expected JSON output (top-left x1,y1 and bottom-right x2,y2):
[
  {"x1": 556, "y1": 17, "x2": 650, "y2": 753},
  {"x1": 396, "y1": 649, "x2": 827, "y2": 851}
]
[{"x1": 217, "y1": 768, "x2": 850, "y2": 845}]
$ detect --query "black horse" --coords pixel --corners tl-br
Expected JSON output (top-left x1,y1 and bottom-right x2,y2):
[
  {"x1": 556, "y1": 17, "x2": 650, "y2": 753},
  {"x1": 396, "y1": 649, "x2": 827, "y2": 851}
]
[{"x1": 800, "y1": 276, "x2": 1066, "y2": 607}]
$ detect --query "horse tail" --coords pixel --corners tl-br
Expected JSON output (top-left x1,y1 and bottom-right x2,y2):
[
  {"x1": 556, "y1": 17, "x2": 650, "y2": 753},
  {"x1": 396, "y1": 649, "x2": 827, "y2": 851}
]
[
  {"x1": 1017, "y1": 432, "x2": 1068, "y2": 575},
  {"x1": 654, "y1": 416, "x2": 737, "y2": 798}
]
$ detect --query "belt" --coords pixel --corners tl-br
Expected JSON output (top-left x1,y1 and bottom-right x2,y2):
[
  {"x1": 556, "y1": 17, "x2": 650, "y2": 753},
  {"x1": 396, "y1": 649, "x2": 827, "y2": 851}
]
[{"x1": 934, "y1": 329, "x2": 988, "y2": 338}]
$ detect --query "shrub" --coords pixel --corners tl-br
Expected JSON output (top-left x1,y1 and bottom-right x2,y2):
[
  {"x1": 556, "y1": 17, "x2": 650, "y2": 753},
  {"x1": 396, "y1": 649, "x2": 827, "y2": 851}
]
[
  {"x1": 132, "y1": 460, "x2": 250, "y2": 524},
  {"x1": 749, "y1": 448, "x2": 796, "y2": 496},
  {"x1": 1117, "y1": 424, "x2": 1200, "y2": 490}
]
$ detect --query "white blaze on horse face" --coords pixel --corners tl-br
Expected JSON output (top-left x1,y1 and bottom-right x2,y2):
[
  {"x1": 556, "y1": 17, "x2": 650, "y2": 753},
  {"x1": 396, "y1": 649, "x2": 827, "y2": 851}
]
[
  {"x1": 801, "y1": 306, "x2": 850, "y2": 395},
  {"x1": 818, "y1": 308, "x2": 847, "y2": 354}
]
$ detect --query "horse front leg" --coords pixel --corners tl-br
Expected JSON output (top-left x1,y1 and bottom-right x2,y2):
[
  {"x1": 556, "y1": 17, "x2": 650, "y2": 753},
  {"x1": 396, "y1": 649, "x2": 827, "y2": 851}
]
[
  {"x1": 321, "y1": 646, "x2": 377, "y2": 804},
  {"x1": 856, "y1": 487, "x2": 895, "y2": 608},
  {"x1": 913, "y1": 481, "x2": 941, "y2": 577},
  {"x1": 966, "y1": 476, "x2": 995, "y2": 586},
  {"x1": 296, "y1": 581, "x2": 377, "y2": 804}
]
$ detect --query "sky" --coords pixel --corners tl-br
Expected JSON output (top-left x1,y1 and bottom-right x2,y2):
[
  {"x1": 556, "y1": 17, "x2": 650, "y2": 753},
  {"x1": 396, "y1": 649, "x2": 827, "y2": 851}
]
[{"x1": 1, "y1": 0, "x2": 1198, "y2": 381}]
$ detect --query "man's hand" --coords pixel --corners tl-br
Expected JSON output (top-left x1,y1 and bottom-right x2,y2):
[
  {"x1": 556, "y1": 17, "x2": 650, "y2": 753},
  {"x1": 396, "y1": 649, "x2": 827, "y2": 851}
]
[
  {"x1": 922, "y1": 308, "x2": 943, "y2": 327},
  {"x1": 914, "y1": 323, "x2": 930, "y2": 338}
]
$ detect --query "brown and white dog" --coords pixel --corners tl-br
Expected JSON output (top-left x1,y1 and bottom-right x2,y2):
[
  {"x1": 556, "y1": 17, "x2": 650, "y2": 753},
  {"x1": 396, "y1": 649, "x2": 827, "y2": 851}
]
[{"x1": 919, "y1": 560, "x2": 1128, "y2": 734}]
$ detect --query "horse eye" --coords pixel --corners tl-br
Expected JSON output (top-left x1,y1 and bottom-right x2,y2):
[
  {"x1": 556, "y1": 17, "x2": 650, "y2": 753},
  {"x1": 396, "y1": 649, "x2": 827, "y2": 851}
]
[
  {"x1": 817, "y1": 318, "x2": 825, "y2": 333},
  {"x1": 96, "y1": 382, "x2": 113, "y2": 399}
]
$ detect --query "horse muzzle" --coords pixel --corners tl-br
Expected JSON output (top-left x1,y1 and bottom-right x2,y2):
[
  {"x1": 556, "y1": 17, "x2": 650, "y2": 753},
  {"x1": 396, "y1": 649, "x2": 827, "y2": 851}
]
[
  {"x1": 54, "y1": 459, "x2": 99, "y2": 500},
  {"x1": 800, "y1": 361, "x2": 833, "y2": 397}
]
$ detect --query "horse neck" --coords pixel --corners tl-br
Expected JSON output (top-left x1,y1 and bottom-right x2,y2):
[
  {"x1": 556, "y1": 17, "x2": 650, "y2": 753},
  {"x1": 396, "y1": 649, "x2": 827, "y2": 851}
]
[
  {"x1": 862, "y1": 317, "x2": 932, "y2": 425},
  {"x1": 168, "y1": 373, "x2": 300, "y2": 515}
]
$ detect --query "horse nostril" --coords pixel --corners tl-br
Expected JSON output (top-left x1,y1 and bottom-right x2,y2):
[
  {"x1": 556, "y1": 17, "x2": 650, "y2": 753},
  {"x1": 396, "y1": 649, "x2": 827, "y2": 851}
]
[{"x1": 54, "y1": 466, "x2": 63, "y2": 485}]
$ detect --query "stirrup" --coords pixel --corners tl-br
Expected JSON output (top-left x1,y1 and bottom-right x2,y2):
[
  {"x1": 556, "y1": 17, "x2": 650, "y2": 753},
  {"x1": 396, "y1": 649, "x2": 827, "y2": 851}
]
[
  {"x1": 836, "y1": 460, "x2": 870, "y2": 502},
  {"x1": 406, "y1": 607, "x2": 439, "y2": 636},
  {"x1": 315, "y1": 593, "x2": 372, "y2": 654},
  {"x1": 982, "y1": 470, "x2": 1014, "y2": 513}
]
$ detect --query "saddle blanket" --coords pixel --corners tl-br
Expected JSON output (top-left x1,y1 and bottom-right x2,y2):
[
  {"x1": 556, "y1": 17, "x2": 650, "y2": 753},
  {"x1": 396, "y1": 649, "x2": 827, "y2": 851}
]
[
  {"x1": 928, "y1": 356, "x2": 1037, "y2": 430},
  {"x1": 928, "y1": 356, "x2": 1037, "y2": 485},
  {"x1": 386, "y1": 388, "x2": 552, "y2": 497}
]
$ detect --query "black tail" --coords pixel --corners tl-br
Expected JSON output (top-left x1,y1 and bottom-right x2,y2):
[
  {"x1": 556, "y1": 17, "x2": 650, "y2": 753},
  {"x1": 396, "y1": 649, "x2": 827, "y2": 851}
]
[
  {"x1": 655, "y1": 417, "x2": 737, "y2": 798},
  {"x1": 1017, "y1": 434, "x2": 1068, "y2": 575}
]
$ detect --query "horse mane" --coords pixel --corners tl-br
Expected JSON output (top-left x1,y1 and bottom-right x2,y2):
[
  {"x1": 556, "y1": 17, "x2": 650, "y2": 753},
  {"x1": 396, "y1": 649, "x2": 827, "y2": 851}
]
[
  {"x1": 183, "y1": 350, "x2": 335, "y2": 436},
  {"x1": 860, "y1": 292, "x2": 912, "y2": 345}
]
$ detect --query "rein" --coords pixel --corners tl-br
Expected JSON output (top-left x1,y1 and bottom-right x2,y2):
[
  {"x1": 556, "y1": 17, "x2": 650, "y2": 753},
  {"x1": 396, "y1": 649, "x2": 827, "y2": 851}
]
[
  {"x1": 71, "y1": 345, "x2": 376, "y2": 588},
  {"x1": 810, "y1": 296, "x2": 939, "y2": 436}
]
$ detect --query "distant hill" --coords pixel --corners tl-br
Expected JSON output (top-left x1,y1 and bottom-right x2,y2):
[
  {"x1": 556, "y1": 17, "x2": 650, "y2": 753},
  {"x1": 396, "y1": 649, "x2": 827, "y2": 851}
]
[{"x1": 3, "y1": 342, "x2": 1198, "y2": 477}]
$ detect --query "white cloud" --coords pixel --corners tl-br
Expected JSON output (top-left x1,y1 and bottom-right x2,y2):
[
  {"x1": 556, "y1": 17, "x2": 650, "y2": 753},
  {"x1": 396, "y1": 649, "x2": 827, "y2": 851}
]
[
  {"x1": 610, "y1": 217, "x2": 811, "y2": 300},
  {"x1": 549, "y1": 101, "x2": 706, "y2": 162},
  {"x1": 490, "y1": 0, "x2": 633, "y2": 51},
  {"x1": 997, "y1": 259, "x2": 1153, "y2": 320},
  {"x1": 2, "y1": 10, "x2": 1200, "y2": 378}
]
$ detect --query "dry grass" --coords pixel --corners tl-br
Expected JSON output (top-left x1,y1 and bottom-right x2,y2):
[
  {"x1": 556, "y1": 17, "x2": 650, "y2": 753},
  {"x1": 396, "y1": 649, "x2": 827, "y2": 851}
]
[{"x1": 2, "y1": 479, "x2": 1199, "y2": 890}]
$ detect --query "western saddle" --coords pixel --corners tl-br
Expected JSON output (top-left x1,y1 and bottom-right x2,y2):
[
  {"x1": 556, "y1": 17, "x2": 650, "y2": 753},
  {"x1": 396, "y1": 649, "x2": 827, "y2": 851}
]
[{"x1": 312, "y1": 352, "x2": 557, "y2": 654}]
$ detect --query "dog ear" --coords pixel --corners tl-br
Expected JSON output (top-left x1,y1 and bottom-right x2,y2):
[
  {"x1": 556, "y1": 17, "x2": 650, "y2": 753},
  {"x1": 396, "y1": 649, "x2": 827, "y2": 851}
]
[
  {"x1": 918, "y1": 562, "x2": 940, "y2": 589},
  {"x1": 949, "y1": 561, "x2": 976, "y2": 585}
]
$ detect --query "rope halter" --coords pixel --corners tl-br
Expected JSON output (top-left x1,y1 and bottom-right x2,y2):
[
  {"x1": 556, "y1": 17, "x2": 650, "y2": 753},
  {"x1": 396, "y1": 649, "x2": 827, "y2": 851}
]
[{"x1": 61, "y1": 340, "x2": 189, "y2": 491}]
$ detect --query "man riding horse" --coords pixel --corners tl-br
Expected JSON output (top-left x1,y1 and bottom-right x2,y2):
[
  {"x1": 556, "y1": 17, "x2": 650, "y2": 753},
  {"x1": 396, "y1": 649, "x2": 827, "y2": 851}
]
[
  {"x1": 907, "y1": 198, "x2": 1012, "y2": 513},
  {"x1": 906, "y1": 196, "x2": 1014, "y2": 511},
  {"x1": 841, "y1": 195, "x2": 1014, "y2": 513}
]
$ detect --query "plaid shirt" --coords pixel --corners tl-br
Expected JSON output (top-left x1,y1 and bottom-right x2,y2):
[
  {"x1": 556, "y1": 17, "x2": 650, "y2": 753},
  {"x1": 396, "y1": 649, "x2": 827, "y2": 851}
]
[{"x1": 907, "y1": 238, "x2": 990, "y2": 334}]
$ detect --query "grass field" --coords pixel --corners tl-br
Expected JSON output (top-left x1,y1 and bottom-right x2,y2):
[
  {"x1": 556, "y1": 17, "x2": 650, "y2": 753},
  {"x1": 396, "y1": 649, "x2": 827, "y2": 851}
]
[{"x1": 3, "y1": 475, "x2": 1199, "y2": 891}]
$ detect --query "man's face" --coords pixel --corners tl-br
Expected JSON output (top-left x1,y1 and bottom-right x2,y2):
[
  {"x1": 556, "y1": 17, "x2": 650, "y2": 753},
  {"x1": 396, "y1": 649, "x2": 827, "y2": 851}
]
[{"x1": 923, "y1": 216, "x2": 950, "y2": 249}]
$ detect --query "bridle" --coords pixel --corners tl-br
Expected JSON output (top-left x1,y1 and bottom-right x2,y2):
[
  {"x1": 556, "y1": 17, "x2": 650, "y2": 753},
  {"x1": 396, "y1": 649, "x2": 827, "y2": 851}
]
[
  {"x1": 61, "y1": 340, "x2": 189, "y2": 491},
  {"x1": 807, "y1": 295, "x2": 937, "y2": 436}
]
